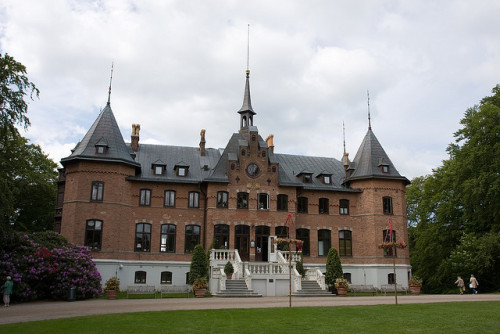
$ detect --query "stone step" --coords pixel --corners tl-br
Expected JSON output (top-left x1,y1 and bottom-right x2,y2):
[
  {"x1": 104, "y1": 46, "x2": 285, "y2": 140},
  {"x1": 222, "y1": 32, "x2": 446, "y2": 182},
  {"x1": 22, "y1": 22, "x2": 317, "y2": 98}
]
[{"x1": 214, "y1": 279, "x2": 262, "y2": 298}]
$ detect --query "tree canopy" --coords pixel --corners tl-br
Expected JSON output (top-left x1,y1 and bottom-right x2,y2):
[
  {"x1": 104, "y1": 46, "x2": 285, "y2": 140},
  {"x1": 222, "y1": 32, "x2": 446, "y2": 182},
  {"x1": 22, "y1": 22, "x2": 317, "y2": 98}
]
[
  {"x1": 0, "y1": 53, "x2": 57, "y2": 231},
  {"x1": 408, "y1": 85, "x2": 500, "y2": 292}
]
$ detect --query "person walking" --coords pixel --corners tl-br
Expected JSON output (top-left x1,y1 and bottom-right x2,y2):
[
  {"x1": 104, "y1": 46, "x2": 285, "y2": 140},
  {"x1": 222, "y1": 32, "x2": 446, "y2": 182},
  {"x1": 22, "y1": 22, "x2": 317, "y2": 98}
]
[
  {"x1": 3, "y1": 276, "x2": 13, "y2": 307},
  {"x1": 469, "y1": 274, "x2": 479, "y2": 294},
  {"x1": 455, "y1": 276, "x2": 465, "y2": 295}
]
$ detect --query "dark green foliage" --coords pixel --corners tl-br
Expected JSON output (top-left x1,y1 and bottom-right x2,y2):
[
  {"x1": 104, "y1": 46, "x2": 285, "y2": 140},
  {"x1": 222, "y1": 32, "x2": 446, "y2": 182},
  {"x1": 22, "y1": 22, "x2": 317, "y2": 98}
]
[
  {"x1": 408, "y1": 85, "x2": 500, "y2": 292},
  {"x1": 0, "y1": 54, "x2": 57, "y2": 232},
  {"x1": 224, "y1": 261, "x2": 234, "y2": 275},
  {"x1": 325, "y1": 248, "x2": 343, "y2": 287},
  {"x1": 189, "y1": 244, "x2": 208, "y2": 284},
  {"x1": 295, "y1": 254, "x2": 305, "y2": 277}
]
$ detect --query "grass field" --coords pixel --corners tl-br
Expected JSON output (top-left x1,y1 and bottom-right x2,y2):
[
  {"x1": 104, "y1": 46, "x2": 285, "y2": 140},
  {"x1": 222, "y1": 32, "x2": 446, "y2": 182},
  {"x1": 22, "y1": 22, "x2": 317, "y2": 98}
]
[{"x1": 1, "y1": 301, "x2": 498, "y2": 333}]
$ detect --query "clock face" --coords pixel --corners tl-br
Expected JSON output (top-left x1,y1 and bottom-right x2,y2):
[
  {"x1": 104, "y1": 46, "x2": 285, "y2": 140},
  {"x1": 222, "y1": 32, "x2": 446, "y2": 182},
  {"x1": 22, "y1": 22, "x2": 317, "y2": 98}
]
[{"x1": 246, "y1": 163, "x2": 260, "y2": 177}]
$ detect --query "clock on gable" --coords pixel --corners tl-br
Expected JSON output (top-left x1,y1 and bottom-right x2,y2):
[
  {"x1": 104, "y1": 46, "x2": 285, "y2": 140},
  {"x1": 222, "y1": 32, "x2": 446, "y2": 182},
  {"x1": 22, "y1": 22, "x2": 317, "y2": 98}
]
[{"x1": 246, "y1": 163, "x2": 260, "y2": 178}]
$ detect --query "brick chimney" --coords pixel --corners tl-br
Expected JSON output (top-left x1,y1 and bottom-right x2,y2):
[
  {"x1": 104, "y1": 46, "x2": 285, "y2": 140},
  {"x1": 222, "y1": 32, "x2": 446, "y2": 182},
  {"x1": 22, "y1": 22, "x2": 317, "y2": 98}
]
[
  {"x1": 266, "y1": 134, "x2": 274, "y2": 153},
  {"x1": 199, "y1": 129, "x2": 206, "y2": 156},
  {"x1": 131, "y1": 124, "x2": 140, "y2": 152}
]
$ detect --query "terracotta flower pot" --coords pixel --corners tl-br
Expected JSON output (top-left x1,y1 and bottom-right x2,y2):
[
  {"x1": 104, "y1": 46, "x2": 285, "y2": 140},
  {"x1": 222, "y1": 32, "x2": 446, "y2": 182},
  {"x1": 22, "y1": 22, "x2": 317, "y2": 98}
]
[
  {"x1": 106, "y1": 290, "x2": 117, "y2": 300},
  {"x1": 194, "y1": 288, "x2": 207, "y2": 298},
  {"x1": 336, "y1": 287, "x2": 347, "y2": 297},
  {"x1": 410, "y1": 286, "x2": 421, "y2": 295}
]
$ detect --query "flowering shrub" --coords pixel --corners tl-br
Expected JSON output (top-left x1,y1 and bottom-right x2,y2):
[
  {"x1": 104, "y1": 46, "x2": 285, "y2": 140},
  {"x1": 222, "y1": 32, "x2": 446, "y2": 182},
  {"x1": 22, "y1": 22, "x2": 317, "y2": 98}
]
[
  {"x1": 377, "y1": 241, "x2": 407, "y2": 249},
  {"x1": 334, "y1": 278, "x2": 349, "y2": 288},
  {"x1": 105, "y1": 277, "x2": 120, "y2": 291},
  {"x1": 409, "y1": 276, "x2": 423, "y2": 287},
  {"x1": 0, "y1": 230, "x2": 102, "y2": 301}
]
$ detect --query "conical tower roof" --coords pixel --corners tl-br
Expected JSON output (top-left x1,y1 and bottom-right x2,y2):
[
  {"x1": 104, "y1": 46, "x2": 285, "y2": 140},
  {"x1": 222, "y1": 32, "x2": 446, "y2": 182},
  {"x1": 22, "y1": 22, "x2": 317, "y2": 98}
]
[
  {"x1": 61, "y1": 103, "x2": 139, "y2": 167},
  {"x1": 345, "y1": 128, "x2": 409, "y2": 184},
  {"x1": 237, "y1": 70, "x2": 256, "y2": 115}
]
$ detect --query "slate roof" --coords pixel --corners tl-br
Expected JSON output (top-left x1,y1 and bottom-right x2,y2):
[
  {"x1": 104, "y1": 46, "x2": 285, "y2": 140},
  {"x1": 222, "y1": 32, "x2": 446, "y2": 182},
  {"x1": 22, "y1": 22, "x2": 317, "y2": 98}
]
[
  {"x1": 61, "y1": 103, "x2": 139, "y2": 167},
  {"x1": 126, "y1": 144, "x2": 221, "y2": 183},
  {"x1": 345, "y1": 128, "x2": 410, "y2": 184}
]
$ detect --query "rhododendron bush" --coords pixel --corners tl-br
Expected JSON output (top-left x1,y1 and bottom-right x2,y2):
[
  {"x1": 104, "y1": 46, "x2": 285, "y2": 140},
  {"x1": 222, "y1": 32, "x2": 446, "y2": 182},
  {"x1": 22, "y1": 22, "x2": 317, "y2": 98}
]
[{"x1": 0, "y1": 231, "x2": 102, "y2": 301}]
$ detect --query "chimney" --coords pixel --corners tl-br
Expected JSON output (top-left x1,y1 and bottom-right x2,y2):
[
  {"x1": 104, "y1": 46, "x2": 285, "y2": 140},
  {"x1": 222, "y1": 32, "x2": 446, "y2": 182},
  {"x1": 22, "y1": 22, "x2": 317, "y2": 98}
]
[
  {"x1": 343, "y1": 152, "x2": 349, "y2": 178},
  {"x1": 131, "y1": 124, "x2": 140, "y2": 152},
  {"x1": 266, "y1": 134, "x2": 274, "y2": 153},
  {"x1": 199, "y1": 129, "x2": 206, "y2": 156}
]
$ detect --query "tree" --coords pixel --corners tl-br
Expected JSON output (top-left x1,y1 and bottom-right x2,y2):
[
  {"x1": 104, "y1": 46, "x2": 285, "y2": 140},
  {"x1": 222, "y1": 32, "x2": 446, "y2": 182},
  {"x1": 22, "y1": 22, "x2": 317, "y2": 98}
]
[
  {"x1": 325, "y1": 248, "x2": 343, "y2": 289},
  {"x1": 0, "y1": 54, "x2": 56, "y2": 231},
  {"x1": 408, "y1": 85, "x2": 500, "y2": 292},
  {"x1": 0, "y1": 53, "x2": 39, "y2": 138},
  {"x1": 189, "y1": 244, "x2": 208, "y2": 284}
]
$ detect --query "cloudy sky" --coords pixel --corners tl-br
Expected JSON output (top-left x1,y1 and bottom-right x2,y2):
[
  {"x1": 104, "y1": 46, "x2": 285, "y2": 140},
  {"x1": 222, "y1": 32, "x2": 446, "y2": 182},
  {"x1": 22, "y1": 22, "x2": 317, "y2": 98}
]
[{"x1": 1, "y1": 0, "x2": 499, "y2": 180}]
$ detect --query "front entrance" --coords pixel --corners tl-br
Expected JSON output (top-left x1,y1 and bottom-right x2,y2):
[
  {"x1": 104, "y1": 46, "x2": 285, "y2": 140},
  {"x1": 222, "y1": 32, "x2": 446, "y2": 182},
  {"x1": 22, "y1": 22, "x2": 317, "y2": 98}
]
[
  {"x1": 235, "y1": 225, "x2": 250, "y2": 261},
  {"x1": 255, "y1": 226, "x2": 270, "y2": 262}
]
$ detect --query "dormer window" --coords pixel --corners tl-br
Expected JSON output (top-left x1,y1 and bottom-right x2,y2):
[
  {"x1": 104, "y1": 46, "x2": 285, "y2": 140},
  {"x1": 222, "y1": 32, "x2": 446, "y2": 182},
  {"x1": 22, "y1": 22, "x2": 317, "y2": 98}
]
[
  {"x1": 297, "y1": 170, "x2": 313, "y2": 184},
  {"x1": 95, "y1": 138, "x2": 108, "y2": 154},
  {"x1": 378, "y1": 158, "x2": 390, "y2": 174},
  {"x1": 152, "y1": 160, "x2": 166, "y2": 176},
  {"x1": 174, "y1": 162, "x2": 189, "y2": 177},
  {"x1": 303, "y1": 174, "x2": 312, "y2": 183},
  {"x1": 382, "y1": 165, "x2": 389, "y2": 173},
  {"x1": 324, "y1": 176, "x2": 331, "y2": 184}
]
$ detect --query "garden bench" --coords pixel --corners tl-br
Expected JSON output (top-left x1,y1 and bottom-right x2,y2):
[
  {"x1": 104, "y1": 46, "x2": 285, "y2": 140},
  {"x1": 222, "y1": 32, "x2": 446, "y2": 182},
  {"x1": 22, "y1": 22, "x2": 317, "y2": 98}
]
[
  {"x1": 350, "y1": 284, "x2": 377, "y2": 295},
  {"x1": 126, "y1": 285, "x2": 156, "y2": 298},
  {"x1": 380, "y1": 284, "x2": 408, "y2": 295},
  {"x1": 160, "y1": 285, "x2": 192, "y2": 298}
]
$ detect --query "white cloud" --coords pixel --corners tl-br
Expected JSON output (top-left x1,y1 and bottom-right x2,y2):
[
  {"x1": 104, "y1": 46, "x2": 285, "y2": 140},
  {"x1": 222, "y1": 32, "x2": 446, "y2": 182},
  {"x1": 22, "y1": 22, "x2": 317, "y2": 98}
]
[{"x1": 2, "y1": 0, "x2": 500, "y2": 179}]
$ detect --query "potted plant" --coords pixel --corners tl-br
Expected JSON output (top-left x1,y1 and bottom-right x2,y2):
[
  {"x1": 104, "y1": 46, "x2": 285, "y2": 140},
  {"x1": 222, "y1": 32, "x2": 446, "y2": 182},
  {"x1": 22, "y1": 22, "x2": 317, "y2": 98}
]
[
  {"x1": 104, "y1": 277, "x2": 120, "y2": 299},
  {"x1": 334, "y1": 278, "x2": 349, "y2": 297},
  {"x1": 409, "y1": 276, "x2": 423, "y2": 295},
  {"x1": 192, "y1": 277, "x2": 208, "y2": 298},
  {"x1": 224, "y1": 261, "x2": 234, "y2": 280}
]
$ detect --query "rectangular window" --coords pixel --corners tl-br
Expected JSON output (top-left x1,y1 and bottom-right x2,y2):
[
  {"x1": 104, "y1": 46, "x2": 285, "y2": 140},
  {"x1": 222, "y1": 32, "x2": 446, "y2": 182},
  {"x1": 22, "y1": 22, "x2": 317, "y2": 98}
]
[
  {"x1": 339, "y1": 230, "x2": 352, "y2": 256},
  {"x1": 303, "y1": 174, "x2": 312, "y2": 183},
  {"x1": 214, "y1": 224, "x2": 229, "y2": 249},
  {"x1": 164, "y1": 190, "x2": 176, "y2": 207},
  {"x1": 185, "y1": 225, "x2": 200, "y2": 253},
  {"x1": 135, "y1": 223, "x2": 151, "y2": 252},
  {"x1": 154, "y1": 165, "x2": 164, "y2": 175},
  {"x1": 339, "y1": 199, "x2": 349, "y2": 215},
  {"x1": 318, "y1": 229, "x2": 331, "y2": 256},
  {"x1": 188, "y1": 192, "x2": 199, "y2": 208},
  {"x1": 91, "y1": 182, "x2": 104, "y2": 201},
  {"x1": 343, "y1": 273, "x2": 352, "y2": 283},
  {"x1": 217, "y1": 191, "x2": 229, "y2": 208},
  {"x1": 277, "y1": 194, "x2": 288, "y2": 211},
  {"x1": 297, "y1": 197, "x2": 308, "y2": 213},
  {"x1": 296, "y1": 228, "x2": 310, "y2": 256},
  {"x1": 237, "y1": 192, "x2": 248, "y2": 209},
  {"x1": 178, "y1": 167, "x2": 187, "y2": 176},
  {"x1": 388, "y1": 273, "x2": 395, "y2": 284},
  {"x1": 257, "y1": 193, "x2": 269, "y2": 210},
  {"x1": 319, "y1": 198, "x2": 329, "y2": 214},
  {"x1": 140, "y1": 189, "x2": 151, "y2": 206},
  {"x1": 323, "y1": 176, "x2": 331, "y2": 184},
  {"x1": 160, "y1": 224, "x2": 176, "y2": 252},
  {"x1": 161, "y1": 271, "x2": 172, "y2": 285},
  {"x1": 383, "y1": 196, "x2": 393, "y2": 214},
  {"x1": 85, "y1": 220, "x2": 102, "y2": 250}
]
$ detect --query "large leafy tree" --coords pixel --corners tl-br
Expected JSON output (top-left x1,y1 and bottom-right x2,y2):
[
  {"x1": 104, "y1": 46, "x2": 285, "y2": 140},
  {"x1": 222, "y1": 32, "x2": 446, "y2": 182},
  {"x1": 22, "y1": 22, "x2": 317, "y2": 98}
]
[
  {"x1": 408, "y1": 85, "x2": 500, "y2": 292},
  {"x1": 0, "y1": 53, "x2": 57, "y2": 231}
]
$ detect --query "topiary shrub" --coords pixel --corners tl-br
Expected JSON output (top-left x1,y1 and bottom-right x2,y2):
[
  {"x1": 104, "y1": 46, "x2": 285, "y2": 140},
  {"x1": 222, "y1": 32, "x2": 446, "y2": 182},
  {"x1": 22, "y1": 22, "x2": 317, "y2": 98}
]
[
  {"x1": 325, "y1": 248, "x2": 343, "y2": 289},
  {"x1": 189, "y1": 244, "x2": 208, "y2": 285},
  {"x1": 224, "y1": 261, "x2": 234, "y2": 275}
]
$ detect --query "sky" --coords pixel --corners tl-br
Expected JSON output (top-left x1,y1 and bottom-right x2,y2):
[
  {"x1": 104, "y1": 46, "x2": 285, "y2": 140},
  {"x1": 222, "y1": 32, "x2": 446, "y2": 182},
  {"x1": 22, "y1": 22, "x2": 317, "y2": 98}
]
[{"x1": 1, "y1": 0, "x2": 500, "y2": 180}]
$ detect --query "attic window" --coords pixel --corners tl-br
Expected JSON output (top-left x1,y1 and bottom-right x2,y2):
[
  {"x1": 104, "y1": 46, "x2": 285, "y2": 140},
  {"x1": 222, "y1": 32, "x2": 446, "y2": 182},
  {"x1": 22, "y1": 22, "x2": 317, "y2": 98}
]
[
  {"x1": 303, "y1": 174, "x2": 312, "y2": 183},
  {"x1": 323, "y1": 176, "x2": 331, "y2": 184},
  {"x1": 382, "y1": 166, "x2": 389, "y2": 173},
  {"x1": 95, "y1": 145, "x2": 107, "y2": 154},
  {"x1": 252, "y1": 135, "x2": 256, "y2": 142},
  {"x1": 177, "y1": 167, "x2": 187, "y2": 177},
  {"x1": 154, "y1": 166, "x2": 164, "y2": 175}
]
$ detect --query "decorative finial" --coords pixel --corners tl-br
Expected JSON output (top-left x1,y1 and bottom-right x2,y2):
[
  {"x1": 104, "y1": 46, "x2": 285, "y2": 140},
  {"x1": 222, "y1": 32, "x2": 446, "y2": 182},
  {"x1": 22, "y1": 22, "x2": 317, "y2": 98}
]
[
  {"x1": 107, "y1": 63, "x2": 114, "y2": 105},
  {"x1": 246, "y1": 24, "x2": 250, "y2": 78},
  {"x1": 343, "y1": 121, "x2": 346, "y2": 154},
  {"x1": 367, "y1": 90, "x2": 371, "y2": 130}
]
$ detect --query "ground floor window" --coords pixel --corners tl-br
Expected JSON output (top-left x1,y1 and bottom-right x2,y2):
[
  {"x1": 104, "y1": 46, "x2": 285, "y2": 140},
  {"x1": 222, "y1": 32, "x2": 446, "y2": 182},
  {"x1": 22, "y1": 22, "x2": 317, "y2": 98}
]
[
  {"x1": 214, "y1": 224, "x2": 229, "y2": 249},
  {"x1": 185, "y1": 225, "x2": 201, "y2": 253},
  {"x1": 388, "y1": 273, "x2": 395, "y2": 284},
  {"x1": 135, "y1": 271, "x2": 146, "y2": 284},
  {"x1": 161, "y1": 271, "x2": 172, "y2": 284},
  {"x1": 343, "y1": 273, "x2": 352, "y2": 283},
  {"x1": 296, "y1": 228, "x2": 310, "y2": 256},
  {"x1": 318, "y1": 229, "x2": 330, "y2": 256},
  {"x1": 135, "y1": 223, "x2": 151, "y2": 252},
  {"x1": 85, "y1": 219, "x2": 102, "y2": 250}
]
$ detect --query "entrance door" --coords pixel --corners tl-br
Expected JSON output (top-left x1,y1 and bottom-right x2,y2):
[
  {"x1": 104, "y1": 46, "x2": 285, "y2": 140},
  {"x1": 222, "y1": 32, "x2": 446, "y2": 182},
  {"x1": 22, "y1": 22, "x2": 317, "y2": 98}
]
[
  {"x1": 235, "y1": 225, "x2": 250, "y2": 261},
  {"x1": 255, "y1": 226, "x2": 270, "y2": 262}
]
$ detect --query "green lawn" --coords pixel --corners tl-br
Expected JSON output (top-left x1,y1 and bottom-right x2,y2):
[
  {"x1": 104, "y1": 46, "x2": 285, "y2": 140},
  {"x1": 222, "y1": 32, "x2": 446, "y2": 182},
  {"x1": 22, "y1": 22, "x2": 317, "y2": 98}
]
[{"x1": 1, "y1": 301, "x2": 498, "y2": 333}]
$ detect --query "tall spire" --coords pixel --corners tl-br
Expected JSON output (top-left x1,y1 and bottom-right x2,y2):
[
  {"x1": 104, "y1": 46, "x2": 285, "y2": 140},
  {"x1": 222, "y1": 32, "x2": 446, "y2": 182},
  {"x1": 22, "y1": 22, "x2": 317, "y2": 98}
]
[
  {"x1": 367, "y1": 90, "x2": 371, "y2": 130},
  {"x1": 238, "y1": 24, "x2": 255, "y2": 132},
  {"x1": 107, "y1": 63, "x2": 114, "y2": 106}
]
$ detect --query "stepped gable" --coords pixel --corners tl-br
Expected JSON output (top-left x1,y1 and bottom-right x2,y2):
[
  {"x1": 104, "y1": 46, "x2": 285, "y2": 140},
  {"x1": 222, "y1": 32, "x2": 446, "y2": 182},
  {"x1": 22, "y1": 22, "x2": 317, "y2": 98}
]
[
  {"x1": 61, "y1": 103, "x2": 139, "y2": 167},
  {"x1": 126, "y1": 143, "x2": 221, "y2": 183},
  {"x1": 345, "y1": 128, "x2": 409, "y2": 184}
]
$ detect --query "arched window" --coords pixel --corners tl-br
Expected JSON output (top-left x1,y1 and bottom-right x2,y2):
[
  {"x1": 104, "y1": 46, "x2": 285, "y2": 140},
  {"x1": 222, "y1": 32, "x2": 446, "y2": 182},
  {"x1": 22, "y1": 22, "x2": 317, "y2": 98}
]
[
  {"x1": 383, "y1": 229, "x2": 397, "y2": 256},
  {"x1": 85, "y1": 219, "x2": 102, "y2": 250},
  {"x1": 318, "y1": 229, "x2": 331, "y2": 256},
  {"x1": 160, "y1": 224, "x2": 176, "y2": 253},
  {"x1": 161, "y1": 271, "x2": 172, "y2": 285},
  {"x1": 135, "y1": 271, "x2": 146, "y2": 284},
  {"x1": 217, "y1": 191, "x2": 229, "y2": 208},
  {"x1": 135, "y1": 223, "x2": 151, "y2": 252},
  {"x1": 296, "y1": 228, "x2": 310, "y2": 256},
  {"x1": 214, "y1": 224, "x2": 229, "y2": 249},
  {"x1": 339, "y1": 230, "x2": 352, "y2": 256},
  {"x1": 185, "y1": 225, "x2": 200, "y2": 253}
]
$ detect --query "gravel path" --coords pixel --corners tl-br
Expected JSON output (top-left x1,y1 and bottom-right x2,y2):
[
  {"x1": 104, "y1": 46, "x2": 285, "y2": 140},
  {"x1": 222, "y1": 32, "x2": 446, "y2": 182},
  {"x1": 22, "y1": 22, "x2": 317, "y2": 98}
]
[{"x1": 1, "y1": 294, "x2": 499, "y2": 325}]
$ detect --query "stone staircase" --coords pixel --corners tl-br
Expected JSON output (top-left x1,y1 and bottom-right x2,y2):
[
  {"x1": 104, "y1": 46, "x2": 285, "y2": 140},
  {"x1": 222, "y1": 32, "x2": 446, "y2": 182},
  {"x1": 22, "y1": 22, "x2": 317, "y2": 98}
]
[
  {"x1": 213, "y1": 279, "x2": 262, "y2": 298},
  {"x1": 293, "y1": 280, "x2": 332, "y2": 297}
]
